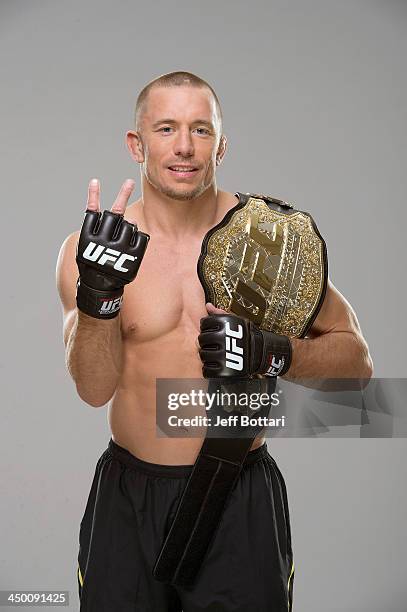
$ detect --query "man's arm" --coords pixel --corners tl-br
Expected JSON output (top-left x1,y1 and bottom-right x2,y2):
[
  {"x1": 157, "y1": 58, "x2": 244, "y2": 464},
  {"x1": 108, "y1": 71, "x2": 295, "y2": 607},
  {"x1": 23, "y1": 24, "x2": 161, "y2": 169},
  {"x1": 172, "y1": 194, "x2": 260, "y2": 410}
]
[
  {"x1": 55, "y1": 178, "x2": 148, "y2": 407},
  {"x1": 201, "y1": 280, "x2": 373, "y2": 384},
  {"x1": 286, "y1": 279, "x2": 373, "y2": 381},
  {"x1": 56, "y1": 230, "x2": 123, "y2": 407}
]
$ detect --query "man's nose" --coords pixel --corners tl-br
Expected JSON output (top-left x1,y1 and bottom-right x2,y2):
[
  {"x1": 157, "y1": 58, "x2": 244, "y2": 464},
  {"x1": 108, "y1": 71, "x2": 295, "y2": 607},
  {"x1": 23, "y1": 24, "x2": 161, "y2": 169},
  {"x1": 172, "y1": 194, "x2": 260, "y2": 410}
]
[{"x1": 173, "y1": 128, "x2": 194, "y2": 157}]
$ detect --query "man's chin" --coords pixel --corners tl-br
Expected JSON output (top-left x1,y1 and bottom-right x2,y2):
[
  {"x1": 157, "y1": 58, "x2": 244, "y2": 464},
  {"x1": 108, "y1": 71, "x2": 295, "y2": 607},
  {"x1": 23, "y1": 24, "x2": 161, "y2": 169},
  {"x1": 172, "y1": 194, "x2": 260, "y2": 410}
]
[
  {"x1": 160, "y1": 184, "x2": 208, "y2": 201},
  {"x1": 145, "y1": 172, "x2": 210, "y2": 201}
]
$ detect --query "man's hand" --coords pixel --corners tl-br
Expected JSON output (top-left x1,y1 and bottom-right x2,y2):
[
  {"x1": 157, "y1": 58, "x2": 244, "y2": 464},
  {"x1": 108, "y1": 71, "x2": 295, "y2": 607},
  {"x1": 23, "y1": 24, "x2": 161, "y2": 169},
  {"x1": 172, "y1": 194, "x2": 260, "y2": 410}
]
[
  {"x1": 76, "y1": 178, "x2": 150, "y2": 319},
  {"x1": 198, "y1": 304, "x2": 292, "y2": 378}
]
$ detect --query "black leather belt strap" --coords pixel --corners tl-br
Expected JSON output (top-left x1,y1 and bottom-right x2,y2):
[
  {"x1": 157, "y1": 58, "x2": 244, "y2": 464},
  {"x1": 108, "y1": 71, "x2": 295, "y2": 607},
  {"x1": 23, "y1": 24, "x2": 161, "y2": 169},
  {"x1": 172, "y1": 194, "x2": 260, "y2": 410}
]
[{"x1": 153, "y1": 377, "x2": 275, "y2": 588}]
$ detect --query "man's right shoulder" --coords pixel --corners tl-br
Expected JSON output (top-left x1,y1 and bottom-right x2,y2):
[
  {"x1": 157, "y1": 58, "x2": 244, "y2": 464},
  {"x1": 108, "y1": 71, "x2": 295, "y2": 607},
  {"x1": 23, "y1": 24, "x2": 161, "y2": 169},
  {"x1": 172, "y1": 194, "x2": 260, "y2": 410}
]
[
  {"x1": 56, "y1": 231, "x2": 81, "y2": 316},
  {"x1": 57, "y1": 230, "x2": 81, "y2": 262}
]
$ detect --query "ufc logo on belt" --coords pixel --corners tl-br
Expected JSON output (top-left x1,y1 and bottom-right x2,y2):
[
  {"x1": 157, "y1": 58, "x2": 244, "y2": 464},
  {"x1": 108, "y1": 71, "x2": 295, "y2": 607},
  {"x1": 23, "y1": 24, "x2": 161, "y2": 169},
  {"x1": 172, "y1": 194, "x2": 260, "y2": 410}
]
[
  {"x1": 225, "y1": 322, "x2": 244, "y2": 371},
  {"x1": 82, "y1": 241, "x2": 137, "y2": 272}
]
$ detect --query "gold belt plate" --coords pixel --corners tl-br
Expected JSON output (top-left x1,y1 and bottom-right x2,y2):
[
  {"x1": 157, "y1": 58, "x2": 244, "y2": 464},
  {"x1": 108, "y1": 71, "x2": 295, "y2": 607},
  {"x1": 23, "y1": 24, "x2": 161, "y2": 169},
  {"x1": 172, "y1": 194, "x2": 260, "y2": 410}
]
[{"x1": 198, "y1": 195, "x2": 327, "y2": 338}]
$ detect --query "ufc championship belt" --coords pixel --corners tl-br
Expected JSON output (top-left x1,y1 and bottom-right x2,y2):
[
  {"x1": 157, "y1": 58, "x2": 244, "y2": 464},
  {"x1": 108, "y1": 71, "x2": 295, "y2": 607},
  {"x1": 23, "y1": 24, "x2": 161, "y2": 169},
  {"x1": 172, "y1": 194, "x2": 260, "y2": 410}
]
[{"x1": 153, "y1": 192, "x2": 328, "y2": 588}]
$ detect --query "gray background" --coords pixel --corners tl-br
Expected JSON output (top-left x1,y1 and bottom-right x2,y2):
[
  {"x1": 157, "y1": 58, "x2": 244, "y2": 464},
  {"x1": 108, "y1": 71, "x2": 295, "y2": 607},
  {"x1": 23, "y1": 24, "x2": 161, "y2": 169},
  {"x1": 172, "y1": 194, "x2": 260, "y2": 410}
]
[{"x1": 1, "y1": 0, "x2": 406, "y2": 610}]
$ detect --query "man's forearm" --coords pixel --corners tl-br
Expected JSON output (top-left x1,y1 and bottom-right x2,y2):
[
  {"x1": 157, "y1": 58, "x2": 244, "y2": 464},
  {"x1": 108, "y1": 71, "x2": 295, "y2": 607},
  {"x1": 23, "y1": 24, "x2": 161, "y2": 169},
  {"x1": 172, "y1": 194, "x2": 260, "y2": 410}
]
[
  {"x1": 286, "y1": 330, "x2": 373, "y2": 381},
  {"x1": 66, "y1": 310, "x2": 123, "y2": 407}
]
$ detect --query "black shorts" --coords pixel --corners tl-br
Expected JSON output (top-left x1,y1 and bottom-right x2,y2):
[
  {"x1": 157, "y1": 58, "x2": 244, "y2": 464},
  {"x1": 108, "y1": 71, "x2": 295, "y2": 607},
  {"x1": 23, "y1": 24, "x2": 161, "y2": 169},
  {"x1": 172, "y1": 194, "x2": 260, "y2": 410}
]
[{"x1": 77, "y1": 439, "x2": 294, "y2": 611}]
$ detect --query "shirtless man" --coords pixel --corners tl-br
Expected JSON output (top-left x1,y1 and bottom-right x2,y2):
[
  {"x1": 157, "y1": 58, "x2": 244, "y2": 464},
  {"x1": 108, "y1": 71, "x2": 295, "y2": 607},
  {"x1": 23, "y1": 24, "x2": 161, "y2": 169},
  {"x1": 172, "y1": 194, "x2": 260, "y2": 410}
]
[{"x1": 56, "y1": 71, "x2": 373, "y2": 612}]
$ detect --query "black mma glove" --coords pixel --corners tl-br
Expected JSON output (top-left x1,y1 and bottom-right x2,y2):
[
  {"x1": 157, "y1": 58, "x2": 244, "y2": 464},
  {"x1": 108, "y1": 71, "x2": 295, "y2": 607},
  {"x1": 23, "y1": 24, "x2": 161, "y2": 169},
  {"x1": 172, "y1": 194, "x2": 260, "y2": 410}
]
[
  {"x1": 76, "y1": 209, "x2": 149, "y2": 319},
  {"x1": 198, "y1": 314, "x2": 292, "y2": 378}
]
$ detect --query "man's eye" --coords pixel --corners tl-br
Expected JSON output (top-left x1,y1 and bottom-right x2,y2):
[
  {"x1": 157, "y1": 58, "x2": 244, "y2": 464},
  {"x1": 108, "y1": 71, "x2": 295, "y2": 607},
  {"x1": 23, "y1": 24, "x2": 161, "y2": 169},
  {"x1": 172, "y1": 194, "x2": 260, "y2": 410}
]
[
  {"x1": 195, "y1": 128, "x2": 210, "y2": 135},
  {"x1": 159, "y1": 127, "x2": 173, "y2": 133}
]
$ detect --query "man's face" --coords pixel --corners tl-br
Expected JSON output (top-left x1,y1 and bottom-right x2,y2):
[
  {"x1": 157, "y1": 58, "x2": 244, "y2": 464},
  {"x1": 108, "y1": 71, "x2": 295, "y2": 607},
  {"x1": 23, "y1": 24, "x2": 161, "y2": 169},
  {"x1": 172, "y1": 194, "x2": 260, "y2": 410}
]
[{"x1": 137, "y1": 86, "x2": 224, "y2": 201}]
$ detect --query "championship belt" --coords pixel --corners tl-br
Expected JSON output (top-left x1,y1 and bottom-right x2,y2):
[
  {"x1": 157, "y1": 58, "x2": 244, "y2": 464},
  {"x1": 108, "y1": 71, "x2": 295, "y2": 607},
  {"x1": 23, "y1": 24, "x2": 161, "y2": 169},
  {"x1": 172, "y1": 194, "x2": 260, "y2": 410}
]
[{"x1": 153, "y1": 192, "x2": 328, "y2": 588}]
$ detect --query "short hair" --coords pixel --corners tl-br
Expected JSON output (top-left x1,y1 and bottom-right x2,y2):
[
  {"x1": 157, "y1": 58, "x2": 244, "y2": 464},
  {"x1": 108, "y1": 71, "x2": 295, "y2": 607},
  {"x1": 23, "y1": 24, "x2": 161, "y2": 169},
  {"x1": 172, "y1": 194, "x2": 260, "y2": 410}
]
[{"x1": 134, "y1": 71, "x2": 223, "y2": 133}]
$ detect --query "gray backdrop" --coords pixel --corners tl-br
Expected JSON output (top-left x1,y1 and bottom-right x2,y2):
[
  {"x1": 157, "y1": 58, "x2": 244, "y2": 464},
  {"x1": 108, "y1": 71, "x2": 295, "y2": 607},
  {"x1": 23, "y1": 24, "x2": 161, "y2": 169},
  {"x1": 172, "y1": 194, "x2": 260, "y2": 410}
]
[{"x1": 1, "y1": 0, "x2": 406, "y2": 610}]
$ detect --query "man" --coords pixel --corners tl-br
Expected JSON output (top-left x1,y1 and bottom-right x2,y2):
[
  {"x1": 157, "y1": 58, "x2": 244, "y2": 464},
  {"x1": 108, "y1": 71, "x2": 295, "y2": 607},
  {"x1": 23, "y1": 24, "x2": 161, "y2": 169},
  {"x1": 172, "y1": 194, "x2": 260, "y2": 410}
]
[{"x1": 56, "y1": 71, "x2": 373, "y2": 611}]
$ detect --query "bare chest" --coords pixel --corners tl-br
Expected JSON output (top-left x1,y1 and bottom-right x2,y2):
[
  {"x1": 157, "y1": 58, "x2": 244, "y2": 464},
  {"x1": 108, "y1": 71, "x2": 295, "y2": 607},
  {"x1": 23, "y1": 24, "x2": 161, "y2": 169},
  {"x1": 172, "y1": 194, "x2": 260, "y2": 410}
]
[{"x1": 120, "y1": 235, "x2": 207, "y2": 342}]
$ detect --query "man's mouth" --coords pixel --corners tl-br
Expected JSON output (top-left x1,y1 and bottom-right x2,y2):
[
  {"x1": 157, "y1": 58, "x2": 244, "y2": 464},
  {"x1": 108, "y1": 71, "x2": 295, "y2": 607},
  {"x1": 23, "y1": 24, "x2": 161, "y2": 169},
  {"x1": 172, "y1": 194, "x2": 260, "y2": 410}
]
[{"x1": 168, "y1": 166, "x2": 199, "y2": 178}]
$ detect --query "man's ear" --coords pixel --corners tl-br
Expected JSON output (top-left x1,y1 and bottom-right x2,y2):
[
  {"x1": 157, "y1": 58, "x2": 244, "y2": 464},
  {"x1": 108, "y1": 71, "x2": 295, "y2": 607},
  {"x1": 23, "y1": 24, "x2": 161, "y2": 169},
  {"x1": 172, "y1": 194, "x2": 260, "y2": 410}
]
[
  {"x1": 126, "y1": 130, "x2": 145, "y2": 163},
  {"x1": 216, "y1": 134, "x2": 227, "y2": 166}
]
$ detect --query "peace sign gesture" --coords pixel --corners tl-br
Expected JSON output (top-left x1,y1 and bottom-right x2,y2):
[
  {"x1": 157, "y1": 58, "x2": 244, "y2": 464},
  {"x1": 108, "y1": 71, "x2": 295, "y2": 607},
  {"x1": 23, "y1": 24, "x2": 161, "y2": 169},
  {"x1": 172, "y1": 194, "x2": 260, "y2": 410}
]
[{"x1": 75, "y1": 178, "x2": 150, "y2": 319}]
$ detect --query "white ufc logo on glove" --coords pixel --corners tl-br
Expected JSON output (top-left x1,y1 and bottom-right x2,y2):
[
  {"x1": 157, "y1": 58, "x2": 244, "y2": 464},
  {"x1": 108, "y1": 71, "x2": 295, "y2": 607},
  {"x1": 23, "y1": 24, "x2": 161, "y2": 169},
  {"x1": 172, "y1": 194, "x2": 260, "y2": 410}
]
[
  {"x1": 265, "y1": 355, "x2": 285, "y2": 377},
  {"x1": 82, "y1": 241, "x2": 136, "y2": 272},
  {"x1": 225, "y1": 322, "x2": 244, "y2": 371}
]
